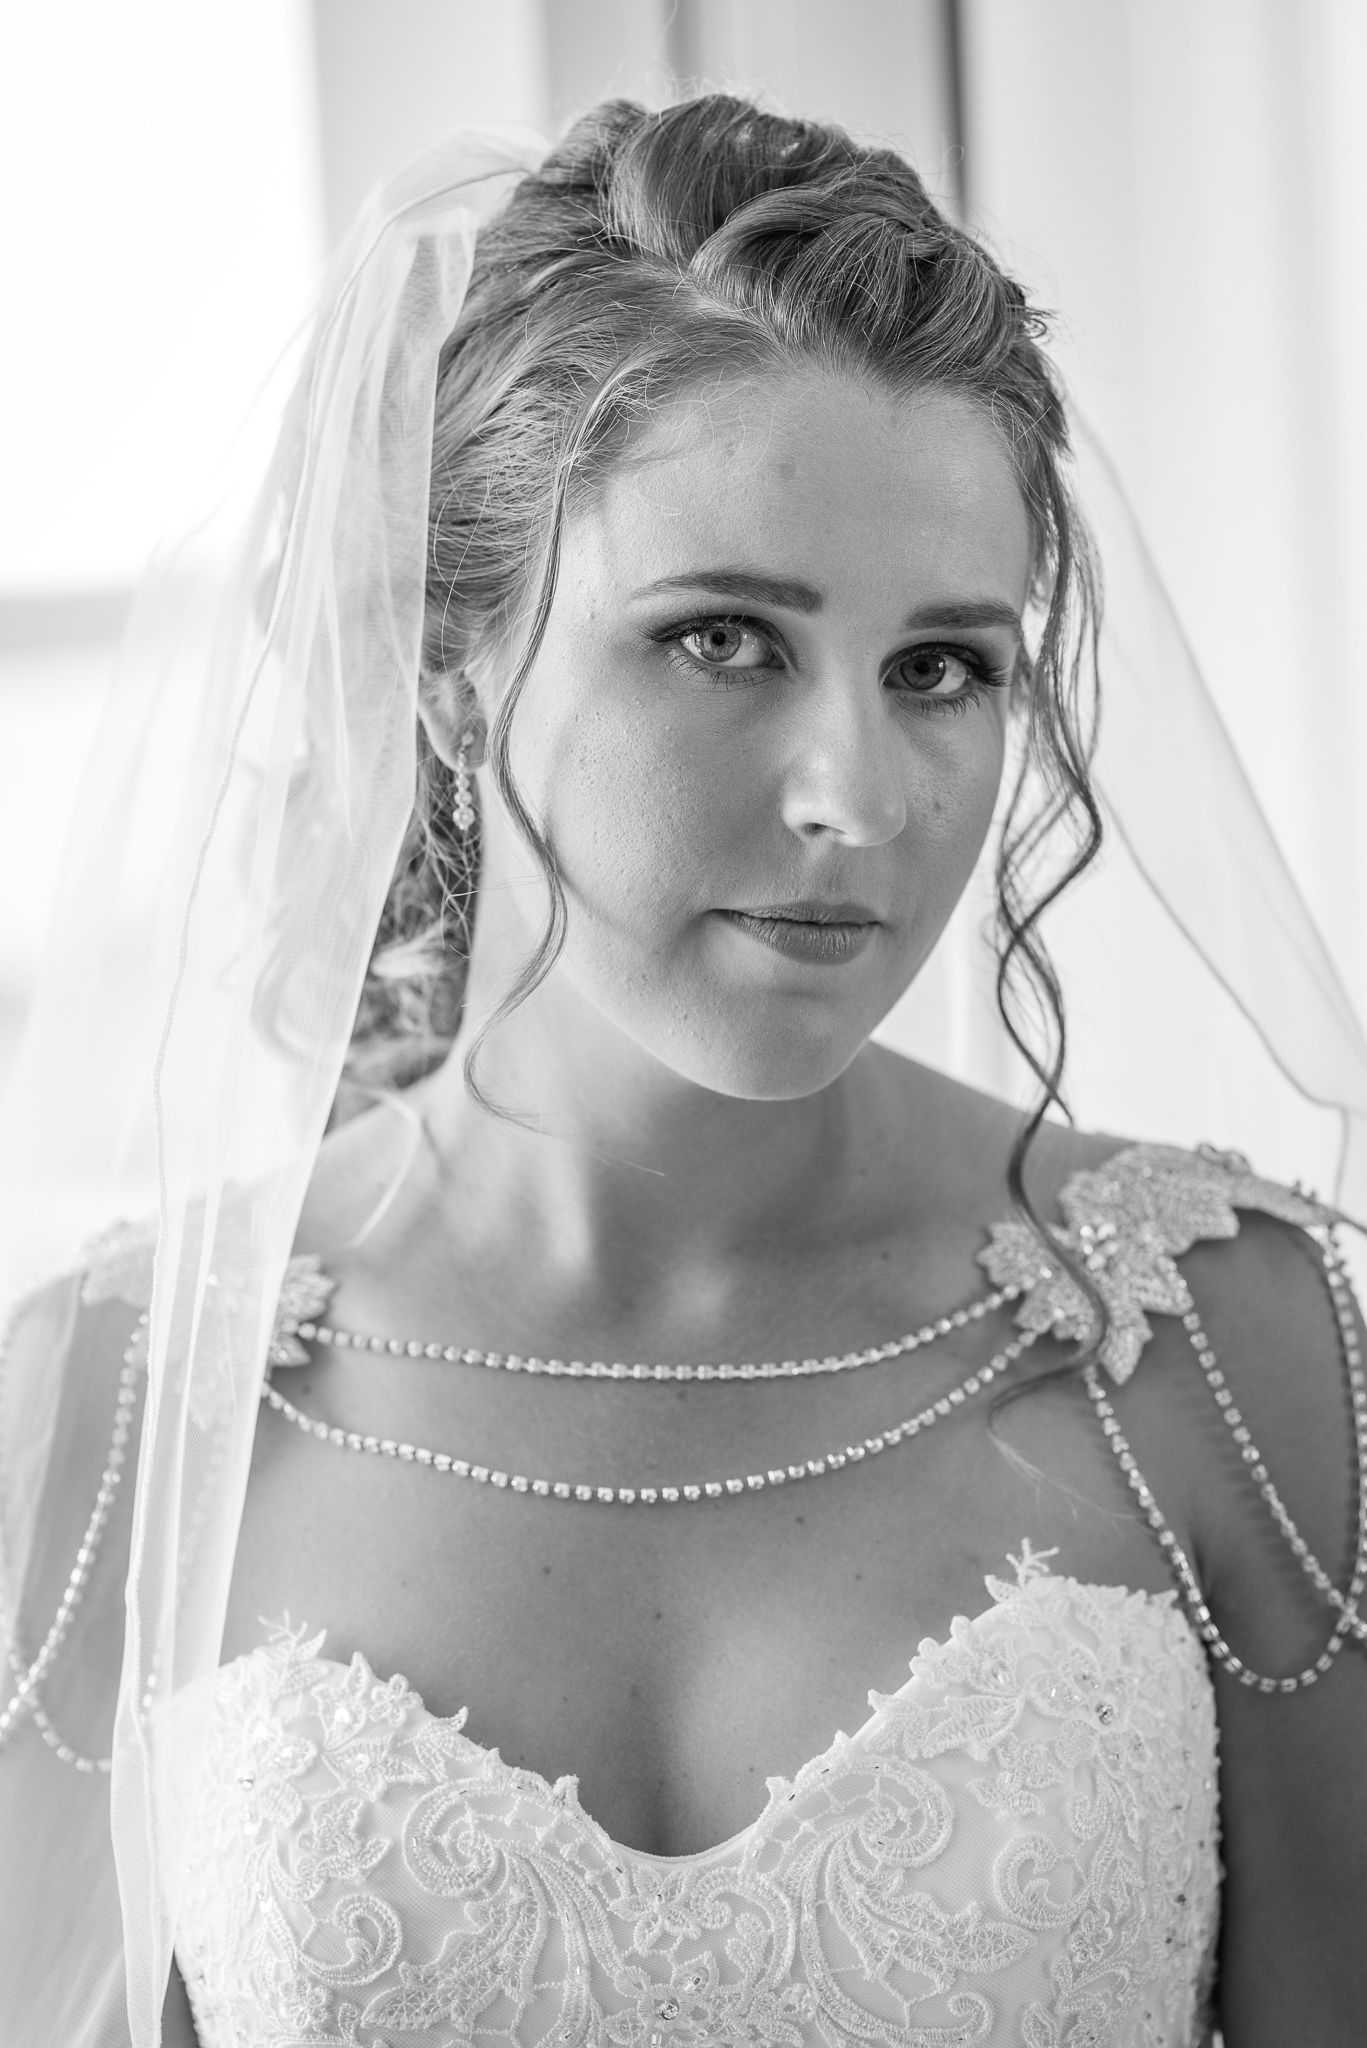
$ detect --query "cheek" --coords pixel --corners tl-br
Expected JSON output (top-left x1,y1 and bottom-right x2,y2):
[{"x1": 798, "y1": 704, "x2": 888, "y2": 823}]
[
  {"x1": 902, "y1": 715, "x2": 1007, "y2": 876},
  {"x1": 536, "y1": 700, "x2": 721, "y2": 932}
]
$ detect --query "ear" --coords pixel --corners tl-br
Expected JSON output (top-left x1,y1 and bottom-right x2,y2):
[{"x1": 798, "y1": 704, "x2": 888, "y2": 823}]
[{"x1": 416, "y1": 670, "x2": 488, "y2": 771}]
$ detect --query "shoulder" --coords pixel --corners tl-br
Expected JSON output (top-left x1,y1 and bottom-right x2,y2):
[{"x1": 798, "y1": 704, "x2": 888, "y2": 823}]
[
  {"x1": 903, "y1": 1095, "x2": 1360, "y2": 1653},
  {"x1": 1023, "y1": 1140, "x2": 1363, "y2": 1684},
  {"x1": 966, "y1": 1132, "x2": 1340, "y2": 1379},
  {"x1": 1107, "y1": 1163, "x2": 1367, "y2": 2029},
  {"x1": 1174, "y1": 1177, "x2": 1358, "y2": 1639}
]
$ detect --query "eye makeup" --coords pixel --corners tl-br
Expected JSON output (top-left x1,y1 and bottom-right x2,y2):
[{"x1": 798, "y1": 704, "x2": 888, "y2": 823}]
[{"x1": 646, "y1": 608, "x2": 1015, "y2": 713}]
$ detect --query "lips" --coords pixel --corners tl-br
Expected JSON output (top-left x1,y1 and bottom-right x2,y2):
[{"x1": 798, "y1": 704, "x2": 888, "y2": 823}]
[
  {"x1": 715, "y1": 900, "x2": 882, "y2": 966},
  {"x1": 724, "y1": 898, "x2": 881, "y2": 926}
]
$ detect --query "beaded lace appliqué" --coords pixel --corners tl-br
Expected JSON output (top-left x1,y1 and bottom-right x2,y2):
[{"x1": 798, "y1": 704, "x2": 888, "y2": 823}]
[
  {"x1": 976, "y1": 1143, "x2": 1334, "y2": 1383},
  {"x1": 78, "y1": 1218, "x2": 335, "y2": 1371},
  {"x1": 170, "y1": 1554, "x2": 1219, "y2": 2048}
]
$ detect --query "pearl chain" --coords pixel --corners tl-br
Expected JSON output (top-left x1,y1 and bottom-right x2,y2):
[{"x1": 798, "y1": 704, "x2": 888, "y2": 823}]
[
  {"x1": 1084, "y1": 1226, "x2": 1367, "y2": 1692},
  {"x1": 293, "y1": 1285, "x2": 1020, "y2": 1381},
  {"x1": 0, "y1": 1312, "x2": 145, "y2": 1774},
  {"x1": 1180, "y1": 1229, "x2": 1367, "y2": 1636},
  {"x1": 262, "y1": 1328, "x2": 1041, "y2": 1504}
]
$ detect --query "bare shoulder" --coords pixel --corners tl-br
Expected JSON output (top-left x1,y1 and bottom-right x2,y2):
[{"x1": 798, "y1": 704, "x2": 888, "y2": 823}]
[
  {"x1": 865, "y1": 1057, "x2": 1360, "y2": 1660},
  {"x1": 1170, "y1": 1190, "x2": 1367, "y2": 2033},
  {"x1": 1009, "y1": 1127, "x2": 1360, "y2": 1621},
  {"x1": 1176, "y1": 1193, "x2": 1357, "y2": 1626},
  {"x1": 1014, "y1": 1127, "x2": 1367, "y2": 2032}
]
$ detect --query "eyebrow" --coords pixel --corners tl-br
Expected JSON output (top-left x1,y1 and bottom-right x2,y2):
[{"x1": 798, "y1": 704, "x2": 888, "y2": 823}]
[
  {"x1": 632, "y1": 569, "x2": 823, "y2": 612},
  {"x1": 902, "y1": 598, "x2": 1024, "y2": 642},
  {"x1": 630, "y1": 570, "x2": 1023, "y2": 642}
]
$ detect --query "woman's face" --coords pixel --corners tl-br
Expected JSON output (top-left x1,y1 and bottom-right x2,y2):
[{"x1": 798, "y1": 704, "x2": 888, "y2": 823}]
[{"x1": 477, "y1": 369, "x2": 1032, "y2": 1101}]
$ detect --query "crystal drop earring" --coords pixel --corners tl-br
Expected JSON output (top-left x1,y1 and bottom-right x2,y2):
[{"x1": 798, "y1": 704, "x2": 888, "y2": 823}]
[{"x1": 451, "y1": 732, "x2": 476, "y2": 833}]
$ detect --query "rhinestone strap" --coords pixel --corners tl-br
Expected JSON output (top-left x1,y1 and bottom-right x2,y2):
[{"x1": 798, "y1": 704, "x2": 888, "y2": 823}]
[
  {"x1": 261, "y1": 1328, "x2": 1040, "y2": 1504},
  {"x1": 293, "y1": 1285, "x2": 1020, "y2": 1381},
  {"x1": 1178, "y1": 1227, "x2": 1367, "y2": 1633},
  {"x1": 1085, "y1": 1228, "x2": 1367, "y2": 1692},
  {"x1": 0, "y1": 1311, "x2": 145, "y2": 1773}
]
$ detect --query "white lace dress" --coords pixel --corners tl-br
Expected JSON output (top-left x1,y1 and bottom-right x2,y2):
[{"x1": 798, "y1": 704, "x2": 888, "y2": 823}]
[
  {"x1": 155, "y1": 1146, "x2": 1348, "y2": 2047},
  {"x1": 167, "y1": 1563, "x2": 1219, "y2": 2047}
]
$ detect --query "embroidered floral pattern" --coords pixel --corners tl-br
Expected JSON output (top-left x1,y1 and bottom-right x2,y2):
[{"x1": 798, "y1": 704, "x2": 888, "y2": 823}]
[
  {"x1": 78, "y1": 1212, "x2": 333, "y2": 1371},
  {"x1": 169, "y1": 1565, "x2": 1220, "y2": 2047},
  {"x1": 976, "y1": 1143, "x2": 1332, "y2": 1382},
  {"x1": 80, "y1": 1215, "x2": 159, "y2": 1309},
  {"x1": 269, "y1": 1257, "x2": 337, "y2": 1367}
]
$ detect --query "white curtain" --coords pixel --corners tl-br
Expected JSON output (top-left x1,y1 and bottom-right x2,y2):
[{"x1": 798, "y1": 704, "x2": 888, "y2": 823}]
[
  {"x1": 956, "y1": 0, "x2": 1367, "y2": 1023},
  {"x1": 875, "y1": 1, "x2": 1367, "y2": 1200},
  {"x1": 0, "y1": 1, "x2": 328, "y2": 1094}
]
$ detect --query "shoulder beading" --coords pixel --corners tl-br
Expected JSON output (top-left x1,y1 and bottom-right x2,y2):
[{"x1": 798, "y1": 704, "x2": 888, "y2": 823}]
[
  {"x1": 79, "y1": 1215, "x2": 159, "y2": 1309},
  {"x1": 78, "y1": 1213, "x2": 332, "y2": 1368},
  {"x1": 977, "y1": 1142, "x2": 1335, "y2": 1383}
]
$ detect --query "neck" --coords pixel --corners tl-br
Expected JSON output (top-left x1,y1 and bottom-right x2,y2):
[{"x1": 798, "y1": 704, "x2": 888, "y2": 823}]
[{"x1": 413, "y1": 972, "x2": 895, "y2": 1298}]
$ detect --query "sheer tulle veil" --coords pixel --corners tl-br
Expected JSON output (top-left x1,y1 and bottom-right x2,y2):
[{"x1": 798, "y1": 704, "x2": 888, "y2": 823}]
[{"x1": 0, "y1": 128, "x2": 1363, "y2": 2045}]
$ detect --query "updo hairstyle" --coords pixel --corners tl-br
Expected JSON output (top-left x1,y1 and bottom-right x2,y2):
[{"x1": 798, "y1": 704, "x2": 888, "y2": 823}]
[{"x1": 343, "y1": 95, "x2": 1102, "y2": 1188}]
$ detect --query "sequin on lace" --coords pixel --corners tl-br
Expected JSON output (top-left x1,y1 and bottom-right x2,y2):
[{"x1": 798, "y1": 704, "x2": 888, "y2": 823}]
[
  {"x1": 977, "y1": 1142, "x2": 1333, "y2": 1383},
  {"x1": 167, "y1": 1563, "x2": 1220, "y2": 2047}
]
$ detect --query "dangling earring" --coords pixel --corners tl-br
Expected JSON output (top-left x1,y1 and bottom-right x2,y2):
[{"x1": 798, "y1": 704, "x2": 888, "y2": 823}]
[{"x1": 451, "y1": 732, "x2": 476, "y2": 833}]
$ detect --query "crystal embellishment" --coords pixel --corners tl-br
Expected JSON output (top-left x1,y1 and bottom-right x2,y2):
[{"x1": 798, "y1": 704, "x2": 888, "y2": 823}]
[
  {"x1": 76, "y1": 1217, "x2": 337, "y2": 1371},
  {"x1": 79, "y1": 1215, "x2": 158, "y2": 1309},
  {"x1": 267, "y1": 1256, "x2": 338, "y2": 1367},
  {"x1": 976, "y1": 1142, "x2": 1335, "y2": 1383}
]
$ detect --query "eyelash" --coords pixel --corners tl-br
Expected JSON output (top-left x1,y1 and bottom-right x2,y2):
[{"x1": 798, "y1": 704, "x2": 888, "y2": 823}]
[{"x1": 654, "y1": 613, "x2": 1013, "y2": 713}]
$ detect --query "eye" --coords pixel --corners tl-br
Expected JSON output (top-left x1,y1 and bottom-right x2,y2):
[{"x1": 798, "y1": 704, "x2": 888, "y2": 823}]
[
  {"x1": 888, "y1": 645, "x2": 989, "y2": 699},
  {"x1": 676, "y1": 619, "x2": 778, "y2": 673}
]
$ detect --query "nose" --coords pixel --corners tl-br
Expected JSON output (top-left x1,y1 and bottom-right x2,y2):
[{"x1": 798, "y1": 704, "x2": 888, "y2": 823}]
[{"x1": 778, "y1": 674, "x2": 907, "y2": 847}]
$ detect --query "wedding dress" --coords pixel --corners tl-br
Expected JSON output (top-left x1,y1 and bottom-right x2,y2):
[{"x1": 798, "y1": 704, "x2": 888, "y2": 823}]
[
  {"x1": 168, "y1": 1568, "x2": 1217, "y2": 2048},
  {"x1": 146, "y1": 1140, "x2": 1362, "y2": 2048}
]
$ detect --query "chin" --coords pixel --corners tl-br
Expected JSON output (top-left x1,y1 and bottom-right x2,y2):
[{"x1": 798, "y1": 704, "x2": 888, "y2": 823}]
[{"x1": 655, "y1": 1013, "x2": 871, "y2": 1102}]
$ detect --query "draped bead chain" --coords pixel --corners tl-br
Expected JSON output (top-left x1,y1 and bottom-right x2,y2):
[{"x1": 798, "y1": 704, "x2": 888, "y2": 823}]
[
  {"x1": 1084, "y1": 1225, "x2": 1367, "y2": 1692},
  {"x1": 8, "y1": 1202, "x2": 1367, "y2": 1776},
  {"x1": 262, "y1": 1328, "x2": 1041, "y2": 1503},
  {"x1": 292, "y1": 1284, "x2": 1021, "y2": 1380},
  {"x1": 0, "y1": 1311, "x2": 145, "y2": 1774}
]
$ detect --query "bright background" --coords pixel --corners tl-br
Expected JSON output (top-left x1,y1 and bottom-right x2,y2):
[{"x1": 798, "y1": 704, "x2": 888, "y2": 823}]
[{"x1": 2, "y1": 0, "x2": 1364, "y2": 1149}]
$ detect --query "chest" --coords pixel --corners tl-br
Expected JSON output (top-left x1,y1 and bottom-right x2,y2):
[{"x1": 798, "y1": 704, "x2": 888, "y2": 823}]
[
  {"x1": 224, "y1": 1312, "x2": 1188, "y2": 1858},
  {"x1": 181, "y1": 1573, "x2": 1222, "y2": 2048}
]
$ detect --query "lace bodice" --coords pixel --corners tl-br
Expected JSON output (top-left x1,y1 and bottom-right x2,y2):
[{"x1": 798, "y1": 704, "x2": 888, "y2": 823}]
[{"x1": 167, "y1": 1559, "x2": 1219, "y2": 2047}]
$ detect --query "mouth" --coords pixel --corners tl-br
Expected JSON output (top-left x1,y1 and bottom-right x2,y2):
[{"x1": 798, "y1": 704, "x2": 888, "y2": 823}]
[{"x1": 715, "y1": 899, "x2": 882, "y2": 966}]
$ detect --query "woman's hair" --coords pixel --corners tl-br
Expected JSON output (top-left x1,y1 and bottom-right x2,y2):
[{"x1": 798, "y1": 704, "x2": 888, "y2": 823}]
[{"x1": 343, "y1": 94, "x2": 1103, "y2": 1233}]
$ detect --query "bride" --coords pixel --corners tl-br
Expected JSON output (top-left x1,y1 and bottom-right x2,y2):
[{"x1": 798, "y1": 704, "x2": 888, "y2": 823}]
[{"x1": 2, "y1": 96, "x2": 1364, "y2": 2047}]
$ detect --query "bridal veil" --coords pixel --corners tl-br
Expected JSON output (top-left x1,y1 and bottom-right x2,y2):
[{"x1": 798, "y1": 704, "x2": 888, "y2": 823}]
[{"x1": 0, "y1": 128, "x2": 1363, "y2": 2045}]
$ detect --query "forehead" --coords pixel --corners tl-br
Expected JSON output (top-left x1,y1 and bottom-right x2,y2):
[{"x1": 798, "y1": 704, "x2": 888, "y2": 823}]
[{"x1": 569, "y1": 370, "x2": 1033, "y2": 608}]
